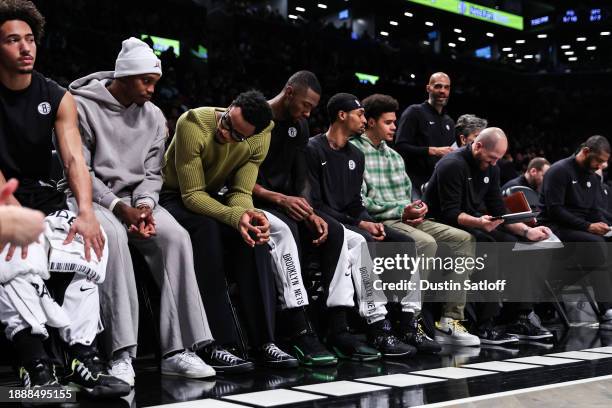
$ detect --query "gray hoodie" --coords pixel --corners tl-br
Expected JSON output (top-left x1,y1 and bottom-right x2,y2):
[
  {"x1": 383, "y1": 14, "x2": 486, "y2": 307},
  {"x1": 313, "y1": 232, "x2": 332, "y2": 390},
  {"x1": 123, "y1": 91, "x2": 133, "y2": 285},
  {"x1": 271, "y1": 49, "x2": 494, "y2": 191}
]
[{"x1": 69, "y1": 71, "x2": 167, "y2": 210}]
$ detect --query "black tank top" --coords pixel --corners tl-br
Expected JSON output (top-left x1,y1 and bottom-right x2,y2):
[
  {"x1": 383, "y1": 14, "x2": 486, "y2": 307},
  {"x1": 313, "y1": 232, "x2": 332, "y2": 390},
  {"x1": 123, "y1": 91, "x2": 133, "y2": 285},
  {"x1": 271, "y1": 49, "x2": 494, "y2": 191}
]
[{"x1": 0, "y1": 71, "x2": 67, "y2": 212}]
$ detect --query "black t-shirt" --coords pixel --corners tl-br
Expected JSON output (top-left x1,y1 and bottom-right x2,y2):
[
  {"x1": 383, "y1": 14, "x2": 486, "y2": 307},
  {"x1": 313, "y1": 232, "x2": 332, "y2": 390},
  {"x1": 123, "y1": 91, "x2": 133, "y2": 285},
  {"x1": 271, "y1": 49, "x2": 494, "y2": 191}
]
[
  {"x1": 256, "y1": 118, "x2": 308, "y2": 199},
  {"x1": 0, "y1": 71, "x2": 66, "y2": 211},
  {"x1": 539, "y1": 155, "x2": 607, "y2": 231},
  {"x1": 303, "y1": 133, "x2": 372, "y2": 225},
  {"x1": 394, "y1": 101, "x2": 455, "y2": 182},
  {"x1": 424, "y1": 144, "x2": 506, "y2": 226}
]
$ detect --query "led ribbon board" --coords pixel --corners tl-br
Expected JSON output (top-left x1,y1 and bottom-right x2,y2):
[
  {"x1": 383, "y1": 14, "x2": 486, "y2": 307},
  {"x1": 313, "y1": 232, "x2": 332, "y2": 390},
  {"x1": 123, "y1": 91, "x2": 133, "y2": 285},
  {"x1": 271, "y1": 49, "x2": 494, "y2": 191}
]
[
  {"x1": 407, "y1": 0, "x2": 524, "y2": 30},
  {"x1": 355, "y1": 72, "x2": 380, "y2": 85}
]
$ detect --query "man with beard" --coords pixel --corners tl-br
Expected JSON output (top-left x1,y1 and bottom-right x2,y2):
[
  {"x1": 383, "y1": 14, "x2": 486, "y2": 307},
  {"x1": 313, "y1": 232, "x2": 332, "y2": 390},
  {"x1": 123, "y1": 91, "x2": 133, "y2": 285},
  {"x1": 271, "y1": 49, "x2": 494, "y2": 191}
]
[
  {"x1": 503, "y1": 157, "x2": 550, "y2": 193},
  {"x1": 540, "y1": 135, "x2": 612, "y2": 330},
  {"x1": 395, "y1": 72, "x2": 455, "y2": 192}
]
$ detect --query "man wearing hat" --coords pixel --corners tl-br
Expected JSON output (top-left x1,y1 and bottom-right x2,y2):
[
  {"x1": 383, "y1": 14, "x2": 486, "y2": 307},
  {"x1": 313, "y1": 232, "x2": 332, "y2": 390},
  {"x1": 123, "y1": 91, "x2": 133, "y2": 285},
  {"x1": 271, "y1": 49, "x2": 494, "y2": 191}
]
[
  {"x1": 303, "y1": 92, "x2": 417, "y2": 359},
  {"x1": 69, "y1": 37, "x2": 228, "y2": 385}
]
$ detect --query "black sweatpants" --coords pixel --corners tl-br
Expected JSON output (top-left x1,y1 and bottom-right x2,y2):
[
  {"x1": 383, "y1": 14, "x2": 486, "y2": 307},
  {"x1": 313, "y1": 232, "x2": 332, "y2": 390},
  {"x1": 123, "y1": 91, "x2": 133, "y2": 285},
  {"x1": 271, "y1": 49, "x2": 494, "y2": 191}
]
[{"x1": 160, "y1": 192, "x2": 276, "y2": 348}]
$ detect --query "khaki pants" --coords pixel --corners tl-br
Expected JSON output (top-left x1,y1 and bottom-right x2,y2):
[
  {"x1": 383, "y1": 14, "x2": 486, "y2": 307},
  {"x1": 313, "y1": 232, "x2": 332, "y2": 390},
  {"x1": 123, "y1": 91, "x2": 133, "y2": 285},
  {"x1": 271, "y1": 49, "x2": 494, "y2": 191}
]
[{"x1": 383, "y1": 219, "x2": 476, "y2": 320}]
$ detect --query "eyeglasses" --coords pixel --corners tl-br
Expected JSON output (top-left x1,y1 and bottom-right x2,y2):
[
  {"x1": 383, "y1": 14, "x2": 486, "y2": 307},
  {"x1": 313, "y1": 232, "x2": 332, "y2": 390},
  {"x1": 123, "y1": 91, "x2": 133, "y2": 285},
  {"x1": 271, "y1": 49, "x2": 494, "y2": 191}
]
[{"x1": 220, "y1": 107, "x2": 247, "y2": 142}]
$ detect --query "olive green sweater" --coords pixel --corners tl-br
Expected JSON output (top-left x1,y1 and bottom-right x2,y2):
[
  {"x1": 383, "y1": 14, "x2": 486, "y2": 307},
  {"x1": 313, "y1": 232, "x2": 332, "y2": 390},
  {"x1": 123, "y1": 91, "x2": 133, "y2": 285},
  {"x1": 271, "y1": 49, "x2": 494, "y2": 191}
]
[{"x1": 162, "y1": 107, "x2": 273, "y2": 229}]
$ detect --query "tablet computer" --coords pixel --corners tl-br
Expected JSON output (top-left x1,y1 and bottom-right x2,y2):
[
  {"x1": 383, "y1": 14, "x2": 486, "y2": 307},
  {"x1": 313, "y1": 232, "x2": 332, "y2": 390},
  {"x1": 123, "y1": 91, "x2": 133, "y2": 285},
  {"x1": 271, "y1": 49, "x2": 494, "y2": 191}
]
[{"x1": 491, "y1": 211, "x2": 540, "y2": 224}]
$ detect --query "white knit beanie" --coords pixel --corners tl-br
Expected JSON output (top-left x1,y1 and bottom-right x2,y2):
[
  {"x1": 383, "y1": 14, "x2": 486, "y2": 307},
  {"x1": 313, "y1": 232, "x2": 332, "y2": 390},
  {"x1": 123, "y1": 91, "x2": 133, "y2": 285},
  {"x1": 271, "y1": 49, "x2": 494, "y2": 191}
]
[{"x1": 114, "y1": 37, "x2": 162, "y2": 78}]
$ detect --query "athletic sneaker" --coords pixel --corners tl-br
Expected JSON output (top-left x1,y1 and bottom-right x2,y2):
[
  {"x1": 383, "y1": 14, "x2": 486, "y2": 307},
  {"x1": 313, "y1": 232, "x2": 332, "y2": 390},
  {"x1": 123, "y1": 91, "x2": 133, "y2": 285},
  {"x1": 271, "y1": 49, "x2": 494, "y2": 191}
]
[
  {"x1": 19, "y1": 359, "x2": 62, "y2": 389},
  {"x1": 400, "y1": 316, "x2": 442, "y2": 353},
  {"x1": 474, "y1": 322, "x2": 519, "y2": 345},
  {"x1": 326, "y1": 330, "x2": 381, "y2": 361},
  {"x1": 258, "y1": 343, "x2": 299, "y2": 368},
  {"x1": 367, "y1": 319, "x2": 417, "y2": 358},
  {"x1": 291, "y1": 330, "x2": 338, "y2": 367},
  {"x1": 506, "y1": 314, "x2": 553, "y2": 340},
  {"x1": 108, "y1": 357, "x2": 135, "y2": 387},
  {"x1": 161, "y1": 351, "x2": 216, "y2": 378},
  {"x1": 435, "y1": 318, "x2": 480, "y2": 347},
  {"x1": 199, "y1": 345, "x2": 254, "y2": 374},
  {"x1": 599, "y1": 309, "x2": 612, "y2": 331},
  {"x1": 64, "y1": 354, "x2": 131, "y2": 398}
]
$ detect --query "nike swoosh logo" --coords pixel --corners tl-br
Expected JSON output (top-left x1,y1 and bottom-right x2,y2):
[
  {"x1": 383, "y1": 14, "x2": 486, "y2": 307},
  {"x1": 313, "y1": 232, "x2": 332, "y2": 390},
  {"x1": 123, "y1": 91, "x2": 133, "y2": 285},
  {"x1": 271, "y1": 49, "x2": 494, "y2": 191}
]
[
  {"x1": 344, "y1": 272, "x2": 351, "y2": 277},
  {"x1": 321, "y1": 161, "x2": 327, "y2": 166},
  {"x1": 80, "y1": 286, "x2": 94, "y2": 292}
]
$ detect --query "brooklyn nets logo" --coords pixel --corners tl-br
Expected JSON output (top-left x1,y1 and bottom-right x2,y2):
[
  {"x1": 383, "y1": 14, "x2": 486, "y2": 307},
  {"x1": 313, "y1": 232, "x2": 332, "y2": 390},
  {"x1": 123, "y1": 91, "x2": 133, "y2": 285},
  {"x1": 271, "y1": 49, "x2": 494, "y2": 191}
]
[{"x1": 38, "y1": 102, "x2": 51, "y2": 115}]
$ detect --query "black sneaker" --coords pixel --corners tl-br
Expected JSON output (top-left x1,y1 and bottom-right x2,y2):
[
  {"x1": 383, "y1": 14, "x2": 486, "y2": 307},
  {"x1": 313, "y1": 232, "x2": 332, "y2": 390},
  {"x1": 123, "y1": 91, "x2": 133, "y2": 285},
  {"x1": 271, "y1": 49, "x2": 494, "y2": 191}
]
[
  {"x1": 258, "y1": 343, "x2": 299, "y2": 368},
  {"x1": 200, "y1": 345, "x2": 255, "y2": 374},
  {"x1": 506, "y1": 314, "x2": 554, "y2": 340},
  {"x1": 326, "y1": 330, "x2": 381, "y2": 362},
  {"x1": 474, "y1": 322, "x2": 519, "y2": 345},
  {"x1": 291, "y1": 331, "x2": 337, "y2": 367},
  {"x1": 367, "y1": 319, "x2": 417, "y2": 358},
  {"x1": 63, "y1": 352, "x2": 131, "y2": 398},
  {"x1": 19, "y1": 359, "x2": 62, "y2": 389},
  {"x1": 400, "y1": 316, "x2": 442, "y2": 354}
]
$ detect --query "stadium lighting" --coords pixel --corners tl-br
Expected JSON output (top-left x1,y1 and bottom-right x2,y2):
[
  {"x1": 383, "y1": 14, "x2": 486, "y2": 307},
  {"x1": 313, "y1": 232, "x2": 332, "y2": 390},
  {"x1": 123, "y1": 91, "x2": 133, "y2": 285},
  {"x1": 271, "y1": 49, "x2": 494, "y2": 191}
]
[
  {"x1": 380, "y1": 31, "x2": 389, "y2": 36},
  {"x1": 448, "y1": 42, "x2": 456, "y2": 47},
  {"x1": 564, "y1": 51, "x2": 574, "y2": 55},
  {"x1": 425, "y1": 21, "x2": 434, "y2": 26},
  {"x1": 410, "y1": 73, "x2": 416, "y2": 79},
  {"x1": 537, "y1": 34, "x2": 547, "y2": 39},
  {"x1": 317, "y1": 3, "x2": 327, "y2": 9},
  {"x1": 568, "y1": 57, "x2": 577, "y2": 61},
  {"x1": 515, "y1": 39, "x2": 525, "y2": 44},
  {"x1": 524, "y1": 54, "x2": 533, "y2": 59},
  {"x1": 295, "y1": 7, "x2": 305, "y2": 12},
  {"x1": 486, "y1": 32, "x2": 494, "y2": 38},
  {"x1": 601, "y1": 31, "x2": 611, "y2": 36},
  {"x1": 515, "y1": 59, "x2": 522, "y2": 63},
  {"x1": 454, "y1": 28, "x2": 462, "y2": 33},
  {"x1": 404, "y1": 12, "x2": 414, "y2": 17},
  {"x1": 576, "y1": 37, "x2": 586, "y2": 41},
  {"x1": 458, "y1": 36, "x2": 466, "y2": 42},
  {"x1": 390, "y1": 21, "x2": 398, "y2": 26},
  {"x1": 288, "y1": 14, "x2": 298, "y2": 19},
  {"x1": 502, "y1": 47, "x2": 512, "y2": 51},
  {"x1": 561, "y1": 45, "x2": 571, "y2": 49},
  {"x1": 587, "y1": 46, "x2": 597, "y2": 51},
  {"x1": 507, "y1": 53, "x2": 514, "y2": 57}
]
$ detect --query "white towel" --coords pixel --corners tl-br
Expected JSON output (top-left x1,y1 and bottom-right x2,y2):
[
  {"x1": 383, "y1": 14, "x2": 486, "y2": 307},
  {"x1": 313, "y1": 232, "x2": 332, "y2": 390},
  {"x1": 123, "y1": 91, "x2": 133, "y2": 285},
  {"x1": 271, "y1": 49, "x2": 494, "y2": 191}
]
[
  {"x1": 44, "y1": 210, "x2": 108, "y2": 283},
  {"x1": 0, "y1": 238, "x2": 49, "y2": 284}
]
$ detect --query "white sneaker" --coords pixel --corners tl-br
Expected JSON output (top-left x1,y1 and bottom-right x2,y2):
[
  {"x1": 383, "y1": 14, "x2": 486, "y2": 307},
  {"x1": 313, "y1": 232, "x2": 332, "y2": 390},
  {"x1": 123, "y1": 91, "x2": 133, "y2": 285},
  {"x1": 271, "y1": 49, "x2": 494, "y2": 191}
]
[
  {"x1": 109, "y1": 357, "x2": 135, "y2": 387},
  {"x1": 161, "y1": 351, "x2": 216, "y2": 379},
  {"x1": 435, "y1": 317, "x2": 480, "y2": 347}
]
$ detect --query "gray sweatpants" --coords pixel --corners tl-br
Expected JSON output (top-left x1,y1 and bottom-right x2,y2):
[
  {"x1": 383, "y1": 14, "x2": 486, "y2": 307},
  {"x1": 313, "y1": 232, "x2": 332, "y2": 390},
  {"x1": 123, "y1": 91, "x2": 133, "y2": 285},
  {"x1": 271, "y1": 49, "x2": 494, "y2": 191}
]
[{"x1": 91, "y1": 202, "x2": 213, "y2": 358}]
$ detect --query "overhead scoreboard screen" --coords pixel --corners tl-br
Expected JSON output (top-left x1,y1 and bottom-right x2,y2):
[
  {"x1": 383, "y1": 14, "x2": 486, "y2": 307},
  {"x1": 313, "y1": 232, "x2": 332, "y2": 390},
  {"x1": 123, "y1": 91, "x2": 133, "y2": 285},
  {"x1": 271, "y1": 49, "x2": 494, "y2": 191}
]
[{"x1": 407, "y1": 0, "x2": 523, "y2": 30}]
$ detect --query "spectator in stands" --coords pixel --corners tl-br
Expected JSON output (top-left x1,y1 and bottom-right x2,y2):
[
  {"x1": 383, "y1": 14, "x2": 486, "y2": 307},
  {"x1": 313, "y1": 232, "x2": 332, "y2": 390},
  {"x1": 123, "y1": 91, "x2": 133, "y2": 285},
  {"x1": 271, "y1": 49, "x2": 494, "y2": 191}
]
[
  {"x1": 539, "y1": 135, "x2": 612, "y2": 329},
  {"x1": 351, "y1": 94, "x2": 479, "y2": 349},
  {"x1": 304, "y1": 92, "x2": 417, "y2": 359},
  {"x1": 395, "y1": 72, "x2": 455, "y2": 193},
  {"x1": 0, "y1": 179, "x2": 44, "y2": 246},
  {"x1": 502, "y1": 157, "x2": 550, "y2": 193},
  {"x1": 161, "y1": 90, "x2": 298, "y2": 368},
  {"x1": 453, "y1": 114, "x2": 487, "y2": 148},
  {"x1": 0, "y1": 0, "x2": 128, "y2": 397},
  {"x1": 424, "y1": 128, "x2": 554, "y2": 344},
  {"x1": 69, "y1": 37, "x2": 230, "y2": 385}
]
